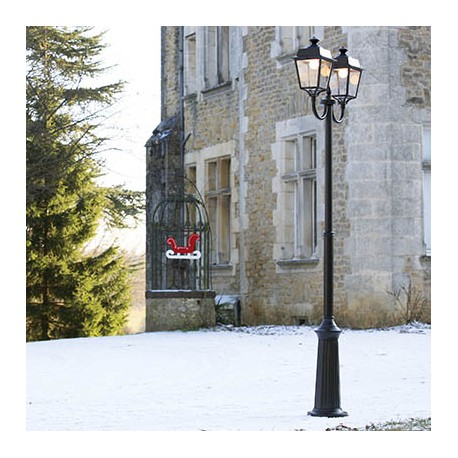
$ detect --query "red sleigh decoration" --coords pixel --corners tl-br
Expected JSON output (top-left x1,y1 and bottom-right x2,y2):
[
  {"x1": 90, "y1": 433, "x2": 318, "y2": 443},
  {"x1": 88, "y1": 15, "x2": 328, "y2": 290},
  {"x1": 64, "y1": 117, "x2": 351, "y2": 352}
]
[{"x1": 166, "y1": 233, "x2": 201, "y2": 260}]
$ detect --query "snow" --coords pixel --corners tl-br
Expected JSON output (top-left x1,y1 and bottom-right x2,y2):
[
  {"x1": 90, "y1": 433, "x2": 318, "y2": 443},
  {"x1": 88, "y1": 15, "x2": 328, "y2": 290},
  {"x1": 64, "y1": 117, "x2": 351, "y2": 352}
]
[{"x1": 26, "y1": 324, "x2": 431, "y2": 432}]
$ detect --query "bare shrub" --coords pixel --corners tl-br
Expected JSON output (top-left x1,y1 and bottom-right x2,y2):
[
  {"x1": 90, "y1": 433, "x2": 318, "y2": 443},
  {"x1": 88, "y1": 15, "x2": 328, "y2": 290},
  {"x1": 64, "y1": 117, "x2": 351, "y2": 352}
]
[{"x1": 387, "y1": 280, "x2": 430, "y2": 324}]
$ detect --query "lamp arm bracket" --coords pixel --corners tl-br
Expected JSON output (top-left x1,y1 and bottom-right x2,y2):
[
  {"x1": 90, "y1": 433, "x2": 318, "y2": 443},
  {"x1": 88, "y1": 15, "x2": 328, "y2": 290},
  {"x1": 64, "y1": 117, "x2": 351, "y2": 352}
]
[
  {"x1": 332, "y1": 101, "x2": 346, "y2": 123},
  {"x1": 311, "y1": 95, "x2": 328, "y2": 121}
]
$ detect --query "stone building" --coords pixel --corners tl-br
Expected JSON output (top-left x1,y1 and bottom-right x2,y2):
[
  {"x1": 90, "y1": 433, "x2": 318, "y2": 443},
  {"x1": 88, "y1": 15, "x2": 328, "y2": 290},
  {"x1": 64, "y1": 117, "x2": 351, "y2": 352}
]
[{"x1": 146, "y1": 26, "x2": 431, "y2": 328}]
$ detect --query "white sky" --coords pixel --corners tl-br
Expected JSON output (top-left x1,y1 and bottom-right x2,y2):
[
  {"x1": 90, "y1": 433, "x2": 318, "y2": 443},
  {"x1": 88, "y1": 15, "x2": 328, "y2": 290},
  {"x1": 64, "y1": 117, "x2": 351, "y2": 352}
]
[
  {"x1": 95, "y1": 27, "x2": 161, "y2": 192},
  {"x1": 77, "y1": 26, "x2": 162, "y2": 254}
]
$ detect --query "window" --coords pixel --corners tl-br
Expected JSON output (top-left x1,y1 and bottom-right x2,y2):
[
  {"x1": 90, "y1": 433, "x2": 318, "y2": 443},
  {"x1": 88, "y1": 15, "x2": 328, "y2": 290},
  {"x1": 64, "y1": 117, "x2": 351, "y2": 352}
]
[
  {"x1": 186, "y1": 165, "x2": 197, "y2": 190},
  {"x1": 282, "y1": 135, "x2": 317, "y2": 258},
  {"x1": 184, "y1": 32, "x2": 196, "y2": 94},
  {"x1": 422, "y1": 125, "x2": 431, "y2": 256},
  {"x1": 186, "y1": 166, "x2": 197, "y2": 227},
  {"x1": 206, "y1": 157, "x2": 231, "y2": 264},
  {"x1": 204, "y1": 26, "x2": 230, "y2": 89},
  {"x1": 278, "y1": 26, "x2": 314, "y2": 55}
]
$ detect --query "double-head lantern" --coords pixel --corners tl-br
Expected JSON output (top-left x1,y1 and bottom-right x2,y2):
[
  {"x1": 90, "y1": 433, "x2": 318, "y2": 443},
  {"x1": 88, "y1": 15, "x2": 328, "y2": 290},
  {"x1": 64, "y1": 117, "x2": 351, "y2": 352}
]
[{"x1": 294, "y1": 37, "x2": 362, "y2": 107}]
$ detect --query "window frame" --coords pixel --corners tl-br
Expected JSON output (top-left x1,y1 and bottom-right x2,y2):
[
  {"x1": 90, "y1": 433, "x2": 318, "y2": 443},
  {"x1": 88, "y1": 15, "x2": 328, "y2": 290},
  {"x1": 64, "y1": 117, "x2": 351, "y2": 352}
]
[
  {"x1": 206, "y1": 156, "x2": 232, "y2": 265},
  {"x1": 273, "y1": 26, "x2": 315, "y2": 61},
  {"x1": 204, "y1": 26, "x2": 230, "y2": 90},
  {"x1": 281, "y1": 134, "x2": 318, "y2": 260},
  {"x1": 184, "y1": 31, "x2": 197, "y2": 95}
]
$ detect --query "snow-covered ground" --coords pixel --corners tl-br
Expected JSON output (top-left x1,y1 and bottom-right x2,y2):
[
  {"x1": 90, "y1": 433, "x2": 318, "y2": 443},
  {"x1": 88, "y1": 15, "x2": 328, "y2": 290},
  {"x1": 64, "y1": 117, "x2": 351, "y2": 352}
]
[{"x1": 26, "y1": 324, "x2": 431, "y2": 432}]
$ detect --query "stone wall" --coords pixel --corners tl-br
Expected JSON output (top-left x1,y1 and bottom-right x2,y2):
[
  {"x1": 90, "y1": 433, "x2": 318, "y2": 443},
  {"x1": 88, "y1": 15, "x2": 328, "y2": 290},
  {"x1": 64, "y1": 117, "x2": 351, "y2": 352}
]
[
  {"x1": 400, "y1": 26, "x2": 431, "y2": 109},
  {"x1": 340, "y1": 26, "x2": 431, "y2": 326},
  {"x1": 239, "y1": 27, "x2": 354, "y2": 324},
  {"x1": 146, "y1": 290, "x2": 216, "y2": 331},
  {"x1": 161, "y1": 27, "x2": 181, "y2": 119},
  {"x1": 153, "y1": 26, "x2": 431, "y2": 328}
]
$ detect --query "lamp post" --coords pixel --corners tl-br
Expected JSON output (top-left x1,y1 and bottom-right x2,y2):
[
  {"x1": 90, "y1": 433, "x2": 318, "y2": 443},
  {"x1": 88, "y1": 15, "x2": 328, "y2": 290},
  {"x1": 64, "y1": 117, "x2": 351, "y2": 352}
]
[{"x1": 293, "y1": 37, "x2": 362, "y2": 417}]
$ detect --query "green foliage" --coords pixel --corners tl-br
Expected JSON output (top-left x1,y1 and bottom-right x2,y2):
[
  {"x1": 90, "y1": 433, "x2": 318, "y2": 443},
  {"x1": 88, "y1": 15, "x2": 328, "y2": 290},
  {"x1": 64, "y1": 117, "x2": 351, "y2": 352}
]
[
  {"x1": 103, "y1": 185, "x2": 146, "y2": 229},
  {"x1": 26, "y1": 26, "x2": 142, "y2": 341}
]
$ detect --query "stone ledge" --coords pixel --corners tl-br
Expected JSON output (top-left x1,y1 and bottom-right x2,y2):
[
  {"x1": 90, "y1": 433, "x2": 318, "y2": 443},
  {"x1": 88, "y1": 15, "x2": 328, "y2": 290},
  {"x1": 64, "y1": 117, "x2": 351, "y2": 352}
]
[
  {"x1": 276, "y1": 258, "x2": 320, "y2": 268},
  {"x1": 146, "y1": 290, "x2": 216, "y2": 299}
]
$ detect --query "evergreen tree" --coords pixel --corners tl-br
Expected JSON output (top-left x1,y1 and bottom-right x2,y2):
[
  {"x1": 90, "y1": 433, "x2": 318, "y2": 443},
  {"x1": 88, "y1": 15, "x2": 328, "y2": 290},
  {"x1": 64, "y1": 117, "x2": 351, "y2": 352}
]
[{"x1": 26, "y1": 26, "x2": 143, "y2": 341}]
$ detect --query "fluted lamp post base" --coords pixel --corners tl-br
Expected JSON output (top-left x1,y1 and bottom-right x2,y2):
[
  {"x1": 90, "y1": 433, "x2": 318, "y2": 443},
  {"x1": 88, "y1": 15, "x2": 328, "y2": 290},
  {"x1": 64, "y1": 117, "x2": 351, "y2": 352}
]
[{"x1": 308, "y1": 318, "x2": 348, "y2": 418}]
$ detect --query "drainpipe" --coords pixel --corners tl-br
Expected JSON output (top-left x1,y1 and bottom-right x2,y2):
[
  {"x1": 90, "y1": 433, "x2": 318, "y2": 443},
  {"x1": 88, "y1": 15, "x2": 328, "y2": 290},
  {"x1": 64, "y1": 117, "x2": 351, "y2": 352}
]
[
  {"x1": 179, "y1": 26, "x2": 185, "y2": 230},
  {"x1": 179, "y1": 26, "x2": 185, "y2": 187}
]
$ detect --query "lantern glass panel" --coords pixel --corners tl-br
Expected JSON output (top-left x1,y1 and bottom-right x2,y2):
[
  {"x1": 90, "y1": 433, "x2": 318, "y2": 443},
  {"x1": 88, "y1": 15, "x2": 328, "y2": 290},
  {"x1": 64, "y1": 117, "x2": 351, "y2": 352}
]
[
  {"x1": 296, "y1": 58, "x2": 320, "y2": 90},
  {"x1": 330, "y1": 67, "x2": 349, "y2": 99},
  {"x1": 348, "y1": 68, "x2": 361, "y2": 98},
  {"x1": 318, "y1": 60, "x2": 332, "y2": 90}
]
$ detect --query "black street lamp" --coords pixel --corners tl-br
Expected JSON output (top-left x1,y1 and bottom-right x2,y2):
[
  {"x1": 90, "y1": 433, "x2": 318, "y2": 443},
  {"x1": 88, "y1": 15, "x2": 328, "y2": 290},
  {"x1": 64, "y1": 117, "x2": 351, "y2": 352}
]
[{"x1": 293, "y1": 37, "x2": 362, "y2": 417}]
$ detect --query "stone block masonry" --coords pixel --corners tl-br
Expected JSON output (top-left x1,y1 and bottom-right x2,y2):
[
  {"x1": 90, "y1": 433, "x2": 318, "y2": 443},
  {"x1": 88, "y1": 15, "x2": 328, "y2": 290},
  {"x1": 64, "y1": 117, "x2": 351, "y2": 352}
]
[
  {"x1": 150, "y1": 26, "x2": 431, "y2": 329},
  {"x1": 145, "y1": 290, "x2": 216, "y2": 332}
]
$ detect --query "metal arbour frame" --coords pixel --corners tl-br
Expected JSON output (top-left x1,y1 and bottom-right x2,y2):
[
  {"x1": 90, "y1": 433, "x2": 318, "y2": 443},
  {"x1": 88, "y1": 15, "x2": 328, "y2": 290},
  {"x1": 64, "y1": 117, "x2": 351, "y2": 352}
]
[{"x1": 150, "y1": 174, "x2": 212, "y2": 291}]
